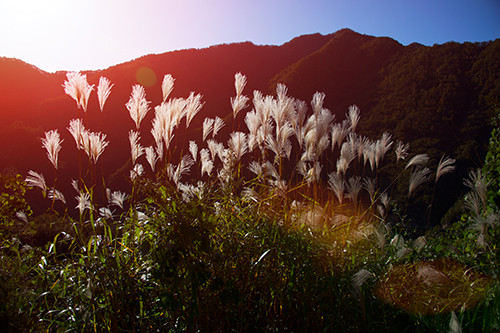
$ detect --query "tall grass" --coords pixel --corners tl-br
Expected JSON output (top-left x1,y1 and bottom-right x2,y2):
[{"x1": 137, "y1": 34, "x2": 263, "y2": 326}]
[{"x1": 0, "y1": 72, "x2": 497, "y2": 332}]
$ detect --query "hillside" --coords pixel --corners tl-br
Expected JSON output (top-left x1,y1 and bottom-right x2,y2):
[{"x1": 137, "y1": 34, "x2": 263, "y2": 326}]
[{"x1": 0, "y1": 29, "x2": 499, "y2": 225}]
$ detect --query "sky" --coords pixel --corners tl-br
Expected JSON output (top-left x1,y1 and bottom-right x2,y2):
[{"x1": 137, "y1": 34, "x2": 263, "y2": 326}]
[{"x1": 0, "y1": 0, "x2": 499, "y2": 73}]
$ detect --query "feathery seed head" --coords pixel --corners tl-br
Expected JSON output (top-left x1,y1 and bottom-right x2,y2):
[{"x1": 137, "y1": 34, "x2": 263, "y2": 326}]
[
  {"x1": 42, "y1": 130, "x2": 63, "y2": 169},
  {"x1": 67, "y1": 118, "x2": 86, "y2": 150},
  {"x1": 25, "y1": 170, "x2": 47, "y2": 192},
  {"x1": 145, "y1": 146, "x2": 157, "y2": 171},
  {"x1": 203, "y1": 117, "x2": 215, "y2": 141},
  {"x1": 189, "y1": 140, "x2": 198, "y2": 162},
  {"x1": 97, "y1": 76, "x2": 113, "y2": 112},
  {"x1": 185, "y1": 92, "x2": 203, "y2": 128},
  {"x1": 436, "y1": 154, "x2": 456, "y2": 182},
  {"x1": 129, "y1": 130, "x2": 144, "y2": 165},
  {"x1": 63, "y1": 72, "x2": 94, "y2": 112},
  {"x1": 395, "y1": 140, "x2": 410, "y2": 163},
  {"x1": 212, "y1": 116, "x2": 225, "y2": 138},
  {"x1": 126, "y1": 84, "x2": 150, "y2": 129},
  {"x1": 408, "y1": 167, "x2": 431, "y2": 197},
  {"x1": 161, "y1": 74, "x2": 175, "y2": 102},
  {"x1": 405, "y1": 153, "x2": 429, "y2": 170},
  {"x1": 347, "y1": 105, "x2": 361, "y2": 132}
]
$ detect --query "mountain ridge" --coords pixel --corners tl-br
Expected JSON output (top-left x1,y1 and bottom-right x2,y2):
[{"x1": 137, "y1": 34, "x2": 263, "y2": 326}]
[{"x1": 0, "y1": 29, "x2": 499, "y2": 223}]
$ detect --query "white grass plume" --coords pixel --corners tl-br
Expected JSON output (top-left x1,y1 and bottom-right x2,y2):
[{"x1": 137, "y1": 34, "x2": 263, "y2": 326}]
[
  {"x1": 97, "y1": 77, "x2": 113, "y2": 112},
  {"x1": 185, "y1": 92, "x2": 203, "y2": 128},
  {"x1": 145, "y1": 146, "x2": 157, "y2": 171},
  {"x1": 212, "y1": 116, "x2": 225, "y2": 138},
  {"x1": 63, "y1": 72, "x2": 94, "y2": 112},
  {"x1": 203, "y1": 118, "x2": 214, "y2": 141},
  {"x1": 464, "y1": 168, "x2": 490, "y2": 213},
  {"x1": 130, "y1": 163, "x2": 144, "y2": 181},
  {"x1": 25, "y1": 170, "x2": 47, "y2": 192},
  {"x1": 228, "y1": 131, "x2": 248, "y2": 160},
  {"x1": 395, "y1": 140, "x2": 409, "y2": 163},
  {"x1": 48, "y1": 188, "x2": 66, "y2": 204},
  {"x1": 408, "y1": 167, "x2": 431, "y2": 197},
  {"x1": 328, "y1": 172, "x2": 345, "y2": 205},
  {"x1": 42, "y1": 130, "x2": 63, "y2": 169},
  {"x1": 126, "y1": 84, "x2": 150, "y2": 130},
  {"x1": 435, "y1": 154, "x2": 456, "y2": 182},
  {"x1": 347, "y1": 105, "x2": 360, "y2": 132},
  {"x1": 405, "y1": 153, "x2": 429, "y2": 169},
  {"x1": 161, "y1": 74, "x2": 175, "y2": 102},
  {"x1": 109, "y1": 190, "x2": 127, "y2": 209},
  {"x1": 67, "y1": 118, "x2": 86, "y2": 150},
  {"x1": 82, "y1": 131, "x2": 109, "y2": 164},
  {"x1": 200, "y1": 148, "x2": 214, "y2": 177},
  {"x1": 76, "y1": 191, "x2": 92, "y2": 215},
  {"x1": 347, "y1": 176, "x2": 362, "y2": 203},
  {"x1": 129, "y1": 130, "x2": 144, "y2": 165},
  {"x1": 189, "y1": 140, "x2": 198, "y2": 162},
  {"x1": 231, "y1": 72, "x2": 249, "y2": 118}
]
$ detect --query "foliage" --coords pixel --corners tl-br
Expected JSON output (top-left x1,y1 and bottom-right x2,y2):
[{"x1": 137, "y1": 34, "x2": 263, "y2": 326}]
[{"x1": 1, "y1": 70, "x2": 499, "y2": 332}]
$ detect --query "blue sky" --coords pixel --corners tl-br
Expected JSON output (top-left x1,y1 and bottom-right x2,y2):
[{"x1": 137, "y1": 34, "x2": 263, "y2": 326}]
[{"x1": 0, "y1": 0, "x2": 498, "y2": 72}]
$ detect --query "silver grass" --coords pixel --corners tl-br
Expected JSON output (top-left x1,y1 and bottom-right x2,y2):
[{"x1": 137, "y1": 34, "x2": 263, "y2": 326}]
[
  {"x1": 331, "y1": 123, "x2": 348, "y2": 150},
  {"x1": 228, "y1": 132, "x2": 248, "y2": 160},
  {"x1": 231, "y1": 73, "x2": 249, "y2": 118},
  {"x1": 71, "y1": 179, "x2": 79, "y2": 193},
  {"x1": 67, "y1": 118, "x2": 86, "y2": 150},
  {"x1": 311, "y1": 92, "x2": 325, "y2": 116},
  {"x1": 48, "y1": 188, "x2": 66, "y2": 204},
  {"x1": 248, "y1": 161, "x2": 263, "y2": 177},
  {"x1": 363, "y1": 141, "x2": 377, "y2": 170},
  {"x1": 97, "y1": 76, "x2": 113, "y2": 112},
  {"x1": 189, "y1": 141, "x2": 198, "y2": 162},
  {"x1": 129, "y1": 130, "x2": 144, "y2": 165},
  {"x1": 242, "y1": 187, "x2": 259, "y2": 203},
  {"x1": 126, "y1": 84, "x2": 150, "y2": 129},
  {"x1": 200, "y1": 148, "x2": 214, "y2": 177},
  {"x1": 15, "y1": 211, "x2": 28, "y2": 223},
  {"x1": 212, "y1": 116, "x2": 225, "y2": 138},
  {"x1": 75, "y1": 191, "x2": 91, "y2": 215},
  {"x1": 306, "y1": 161, "x2": 322, "y2": 185},
  {"x1": 42, "y1": 130, "x2": 63, "y2": 169},
  {"x1": 405, "y1": 153, "x2": 429, "y2": 169},
  {"x1": 145, "y1": 146, "x2": 157, "y2": 171},
  {"x1": 463, "y1": 169, "x2": 490, "y2": 212},
  {"x1": 244, "y1": 109, "x2": 261, "y2": 137},
  {"x1": 202, "y1": 118, "x2": 214, "y2": 141},
  {"x1": 207, "y1": 139, "x2": 224, "y2": 161},
  {"x1": 352, "y1": 269, "x2": 373, "y2": 290},
  {"x1": 161, "y1": 74, "x2": 175, "y2": 102},
  {"x1": 347, "y1": 176, "x2": 362, "y2": 203},
  {"x1": 173, "y1": 155, "x2": 195, "y2": 185},
  {"x1": 63, "y1": 72, "x2": 94, "y2": 112},
  {"x1": 264, "y1": 161, "x2": 279, "y2": 180},
  {"x1": 25, "y1": 170, "x2": 47, "y2": 192},
  {"x1": 130, "y1": 163, "x2": 144, "y2": 181},
  {"x1": 99, "y1": 207, "x2": 113, "y2": 219},
  {"x1": 375, "y1": 132, "x2": 393, "y2": 167},
  {"x1": 435, "y1": 154, "x2": 456, "y2": 182},
  {"x1": 449, "y1": 311, "x2": 462, "y2": 333},
  {"x1": 408, "y1": 167, "x2": 431, "y2": 197},
  {"x1": 380, "y1": 192, "x2": 390, "y2": 211},
  {"x1": 328, "y1": 172, "x2": 345, "y2": 205},
  {"x1": 347, "y1": 105, "x2": 360, "y2": 132},
  {"x1": 185, "y1": 92, "x2": 203, "y2": 128},
  {"x1": 86, "y1": 132, "x2": 108, "y2": 164},
  {"x1": 363, "y1": 177, "x2": 377, "y2": 203},
  {"x1": 395, "y1": 140, "x2": 410, "y2": 163}
]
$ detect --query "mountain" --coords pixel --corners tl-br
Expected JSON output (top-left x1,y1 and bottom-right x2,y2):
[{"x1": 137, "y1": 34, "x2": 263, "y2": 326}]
[{"x1": 0, "y1": 29, "x2": 499, "y2": 224}]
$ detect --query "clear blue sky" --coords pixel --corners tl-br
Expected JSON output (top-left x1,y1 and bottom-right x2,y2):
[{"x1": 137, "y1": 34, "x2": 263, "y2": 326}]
[{"x1": 0, "y1": 0, "x2": 499, "y2": 72}]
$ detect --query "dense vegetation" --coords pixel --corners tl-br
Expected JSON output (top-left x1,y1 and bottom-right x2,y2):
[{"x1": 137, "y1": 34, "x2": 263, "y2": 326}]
[{"x1": 0, "y1": 70, "x2": 498, "y2": 332}]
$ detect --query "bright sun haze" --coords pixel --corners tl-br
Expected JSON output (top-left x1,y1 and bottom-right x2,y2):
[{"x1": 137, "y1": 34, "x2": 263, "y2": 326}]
[{"x1": 0, "y1": 0, "x2": 498, "y2": 72}]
